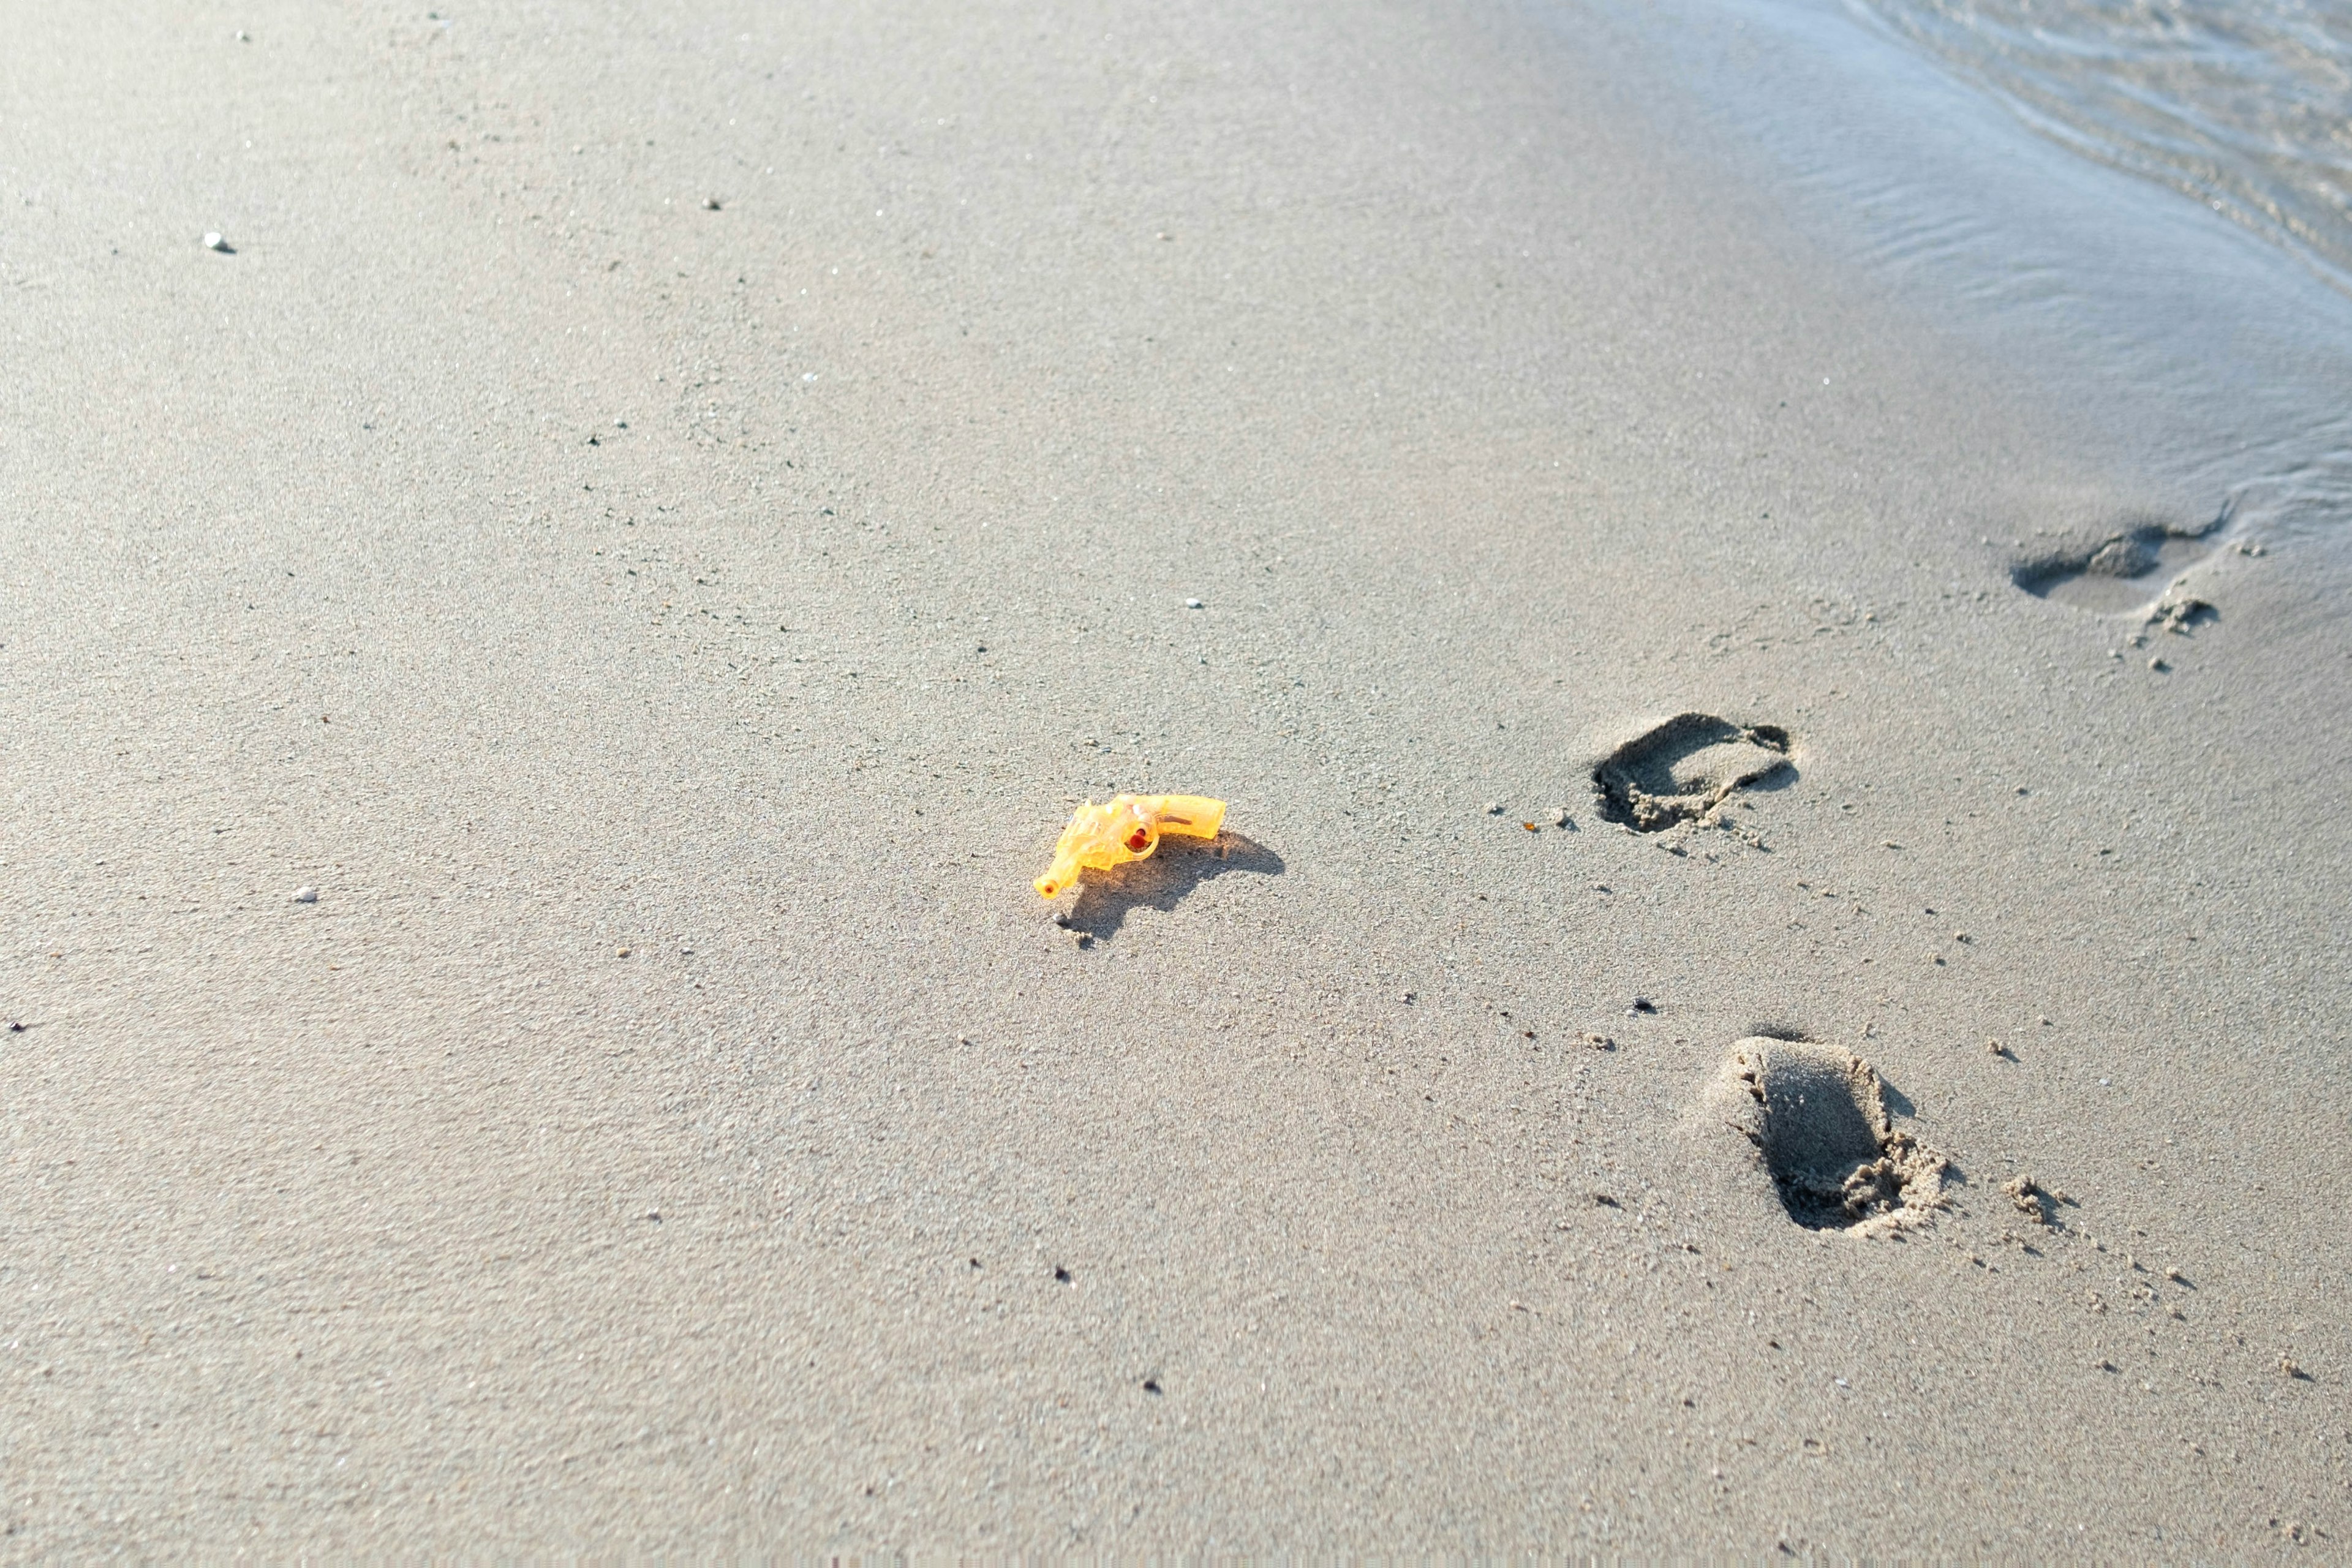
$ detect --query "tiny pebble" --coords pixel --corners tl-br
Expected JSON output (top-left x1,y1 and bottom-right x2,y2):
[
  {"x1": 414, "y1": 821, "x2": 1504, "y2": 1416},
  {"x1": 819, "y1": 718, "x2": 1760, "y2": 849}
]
[
  {"x1": 290, "y1": 886, "x2": 317, "y2": 903},
  {"x1": 1184, "y1": 598, "x2": 1203, "y2": 609},
  {"x1": 1553, "y1": 807, "x2": 1571, "y2": 827},
  {"x1": 2148, "y1": 656, "x2": 2169, "y2": 671},
  {"x1": 702, "y1": 196, "x2": 723, "y2": 210},
  {"x1": 616, "y1": 946, "x2": 632, "y2": 957},
  {"x1": 203, "y1": 232, "x2": 230, "y2": 252},
  {"x1": 1485, "y1": 801, "x2": 1502, "y2": 815}
]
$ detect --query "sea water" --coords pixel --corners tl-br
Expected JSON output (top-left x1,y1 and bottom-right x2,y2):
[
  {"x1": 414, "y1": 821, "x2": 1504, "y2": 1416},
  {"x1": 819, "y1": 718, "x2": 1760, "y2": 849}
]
[
  {"x1": 1858, "y1": 0, "x2": 2352, "y2": 300},
  {"x1": 1548, "y1": 0, "x2": 2352, "y2": 551}
]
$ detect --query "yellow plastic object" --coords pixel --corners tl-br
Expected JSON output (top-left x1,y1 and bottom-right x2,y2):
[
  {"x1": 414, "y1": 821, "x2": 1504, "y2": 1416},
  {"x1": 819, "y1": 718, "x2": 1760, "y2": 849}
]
[{"x1": 1034, "y1": 793, "x2": 1227, "y2": 899}]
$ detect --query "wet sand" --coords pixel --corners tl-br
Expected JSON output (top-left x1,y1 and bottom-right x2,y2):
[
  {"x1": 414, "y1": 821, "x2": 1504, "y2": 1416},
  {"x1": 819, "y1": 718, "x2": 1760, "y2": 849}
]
[{"x1": 3, "y1": 0, "x2": 2348, "y2": 1553}]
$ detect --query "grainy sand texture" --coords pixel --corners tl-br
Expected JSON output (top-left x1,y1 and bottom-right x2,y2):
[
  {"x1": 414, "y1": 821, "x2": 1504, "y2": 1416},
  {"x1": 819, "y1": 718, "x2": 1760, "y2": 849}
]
[{"x1": 4, "y1": 0, "x2": 2349, "y2": 1555}]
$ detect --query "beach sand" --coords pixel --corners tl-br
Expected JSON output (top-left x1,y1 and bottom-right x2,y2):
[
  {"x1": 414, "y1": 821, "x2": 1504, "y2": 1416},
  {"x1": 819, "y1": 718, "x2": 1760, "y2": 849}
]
[{"x1": 4, "y1": 0, "x2": 2347, "y2": 1553}]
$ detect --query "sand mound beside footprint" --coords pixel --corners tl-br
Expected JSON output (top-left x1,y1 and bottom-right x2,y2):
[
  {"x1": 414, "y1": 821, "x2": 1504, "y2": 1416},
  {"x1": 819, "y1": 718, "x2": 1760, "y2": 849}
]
[
  {"x1": 1714, "y1": 1037, "x2": 1947, "y2": 1232},
  {"x1": 1593, "y1": 714, "x2": 1792, "y2": 832}
]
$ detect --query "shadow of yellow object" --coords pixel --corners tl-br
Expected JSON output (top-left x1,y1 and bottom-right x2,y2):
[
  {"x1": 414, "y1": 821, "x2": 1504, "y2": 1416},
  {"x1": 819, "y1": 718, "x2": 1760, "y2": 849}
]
[{"x1": 1063, "y1": 831, "x2": 1283, "y2": 941}]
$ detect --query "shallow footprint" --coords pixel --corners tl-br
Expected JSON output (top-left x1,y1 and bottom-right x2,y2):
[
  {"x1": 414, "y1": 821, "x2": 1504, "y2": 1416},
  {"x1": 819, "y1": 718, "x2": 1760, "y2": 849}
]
[
  {"x1": 2013, "y1": 521, "x2": 2218, "y2": 613},
  {"x1": 1591, "y1": 714, "x2": 1792, "y2": 832},
  {"x1": 1714, "y1": 1037, "x2": 1947, "y2": 1233}
]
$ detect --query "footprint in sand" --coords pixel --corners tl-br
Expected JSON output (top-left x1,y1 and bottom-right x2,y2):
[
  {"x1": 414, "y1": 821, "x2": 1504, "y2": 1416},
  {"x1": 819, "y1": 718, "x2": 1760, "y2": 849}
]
[
  {"x1": 1591, "y1": 714, "x2": 1793, "y2": 833},
  {"x1": 2012, "y1": 519, "x2": 2223, "y2": 614},
  {"x1": 1713, "y1": 1037, "x2": 1947, "y2": 1232}
]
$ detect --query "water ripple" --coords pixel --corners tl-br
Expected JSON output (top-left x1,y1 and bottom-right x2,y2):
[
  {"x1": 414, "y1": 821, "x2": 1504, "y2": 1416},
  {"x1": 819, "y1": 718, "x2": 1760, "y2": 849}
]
[{"x1": 1854, "y1": 0, "x2": 2352, "y2": 295}]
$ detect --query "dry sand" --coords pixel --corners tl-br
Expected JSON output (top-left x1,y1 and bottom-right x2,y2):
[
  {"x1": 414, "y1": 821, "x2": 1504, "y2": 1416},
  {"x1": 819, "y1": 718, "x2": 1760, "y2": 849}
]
[{"x1": 4, "y1": 0, "x2": 2349, "y2": 1554}]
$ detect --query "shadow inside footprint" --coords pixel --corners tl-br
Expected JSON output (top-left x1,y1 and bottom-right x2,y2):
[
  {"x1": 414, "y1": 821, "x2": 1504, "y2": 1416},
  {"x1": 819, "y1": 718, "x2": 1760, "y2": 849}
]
[
  {"x1": 1593, "y1": 714, "x2": 1793, "y2": 832},
  {"x1": 1065, "y1": 832, "x2": 1283, "y2": 940},
  {"x1": 1722, "y1": 1038, "x2": 1947, "y2": 1231}
]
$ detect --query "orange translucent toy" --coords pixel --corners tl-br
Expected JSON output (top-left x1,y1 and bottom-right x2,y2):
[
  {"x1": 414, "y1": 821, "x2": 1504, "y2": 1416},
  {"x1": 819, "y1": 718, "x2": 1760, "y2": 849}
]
[{"x1": 1034, "y1": 793, "x2": 1227, "y2": 899}]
